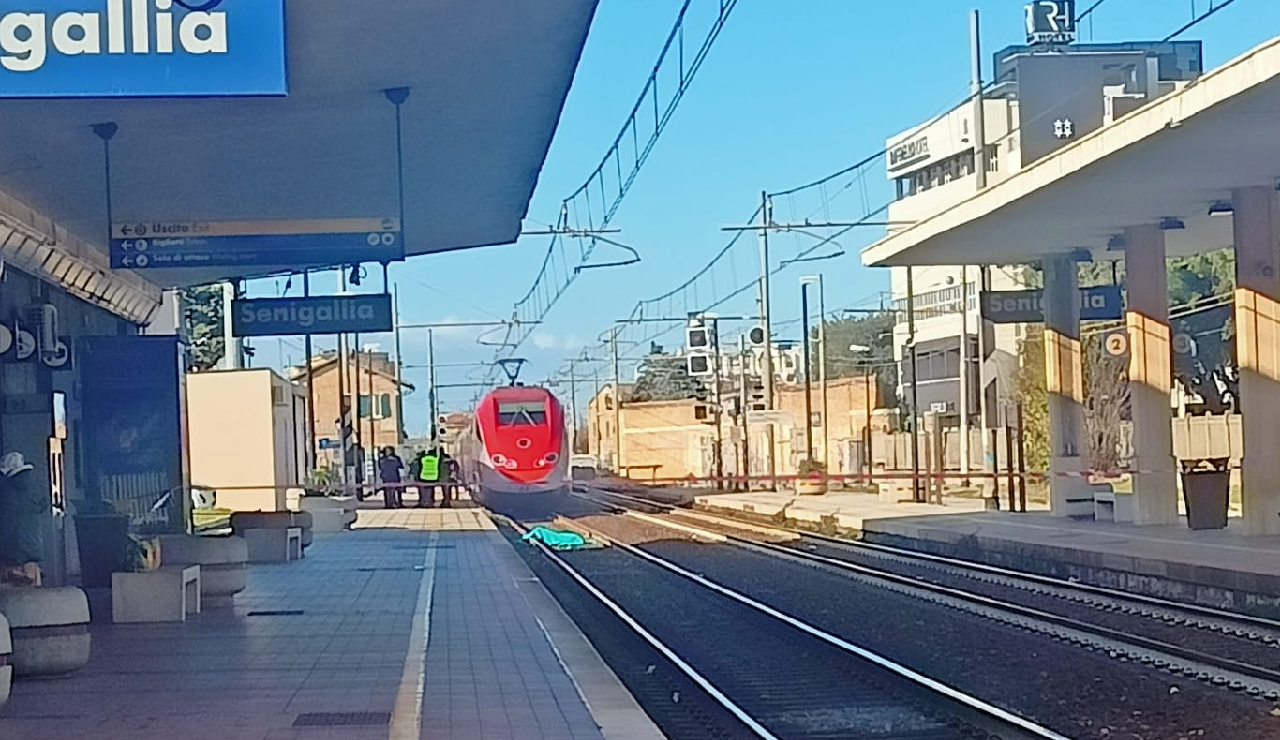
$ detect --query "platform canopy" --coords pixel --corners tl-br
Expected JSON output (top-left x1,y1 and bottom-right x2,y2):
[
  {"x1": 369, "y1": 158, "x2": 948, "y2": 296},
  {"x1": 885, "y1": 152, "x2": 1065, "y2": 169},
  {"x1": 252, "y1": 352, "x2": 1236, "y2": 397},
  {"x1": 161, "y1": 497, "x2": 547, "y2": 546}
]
[
  {"x1": 862, "y1": 34, "x2": 1280, "y2": 268},
  {"x1": 0, "y1": 0, "x2": 599, "y2": 288}
]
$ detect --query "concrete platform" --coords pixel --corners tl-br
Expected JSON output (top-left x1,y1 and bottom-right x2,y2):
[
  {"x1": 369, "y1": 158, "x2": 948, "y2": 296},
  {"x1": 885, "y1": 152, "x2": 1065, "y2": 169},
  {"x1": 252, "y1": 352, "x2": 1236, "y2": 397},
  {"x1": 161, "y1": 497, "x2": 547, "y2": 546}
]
[
  {"x1": 863, "y1": 511, "x2": 1280, "y2": 616},
  {"x1": 694, "y1": 490, "x2": 1003, "y2": 530},
  {"x1": 0, "y1": 508, "x2": 664, "y2": 740}
]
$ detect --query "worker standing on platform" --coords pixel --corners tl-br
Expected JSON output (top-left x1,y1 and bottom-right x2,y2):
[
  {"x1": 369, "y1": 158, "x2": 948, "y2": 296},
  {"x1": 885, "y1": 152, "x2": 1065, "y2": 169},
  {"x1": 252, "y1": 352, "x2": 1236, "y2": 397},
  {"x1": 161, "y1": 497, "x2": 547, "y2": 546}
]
[
  {"x1": 415, "y1": 448, "x2": 441, "y2": 508},
  {"x1": 377, "y1": 447, "x2": 405, "y2": 509}
]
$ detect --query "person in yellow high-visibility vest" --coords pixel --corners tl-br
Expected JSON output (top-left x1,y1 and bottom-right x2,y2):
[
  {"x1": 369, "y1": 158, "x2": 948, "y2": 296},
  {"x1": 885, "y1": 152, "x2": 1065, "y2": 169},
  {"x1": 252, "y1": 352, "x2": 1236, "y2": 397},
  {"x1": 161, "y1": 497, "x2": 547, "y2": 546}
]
[{"x1": 414, "y1": 448, "x2": 441, "y2": 508}]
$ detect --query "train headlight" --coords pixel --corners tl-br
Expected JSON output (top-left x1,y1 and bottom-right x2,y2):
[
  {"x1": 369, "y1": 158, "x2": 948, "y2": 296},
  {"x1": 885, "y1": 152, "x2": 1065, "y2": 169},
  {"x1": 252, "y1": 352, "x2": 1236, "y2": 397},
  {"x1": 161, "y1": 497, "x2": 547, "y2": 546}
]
[
  {"x1": 490, "y1": 453, "x2": 509, "y2": 468},
  {"x1": 543, "y1": 453, "x2": 559, "y2": 464}
]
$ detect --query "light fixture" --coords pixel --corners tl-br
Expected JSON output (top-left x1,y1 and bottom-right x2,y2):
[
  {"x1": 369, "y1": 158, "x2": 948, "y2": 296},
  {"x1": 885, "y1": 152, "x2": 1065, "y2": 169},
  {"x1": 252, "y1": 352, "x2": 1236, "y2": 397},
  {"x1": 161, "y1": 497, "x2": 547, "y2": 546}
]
[
  {"x1": 1207, "y1": 201, "x2": 1233, "y2": 216},
  {"x1": 1106, "y1": 234, "x2": 1125, "y2": 251},
  {"x1": 1159, "y1": 217, "x2": 1185, "y2": 230}
]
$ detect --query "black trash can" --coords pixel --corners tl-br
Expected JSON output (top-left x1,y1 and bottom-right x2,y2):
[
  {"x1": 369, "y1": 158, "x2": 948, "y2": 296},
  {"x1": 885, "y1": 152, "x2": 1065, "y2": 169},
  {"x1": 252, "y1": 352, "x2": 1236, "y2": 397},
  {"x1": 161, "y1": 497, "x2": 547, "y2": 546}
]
[
  {"x1": 1180, "y1": 459, "x2": 1230, "y2": 531},
  {"x1": 74, "y1": 514, "x2": 130, "y2": 588}
]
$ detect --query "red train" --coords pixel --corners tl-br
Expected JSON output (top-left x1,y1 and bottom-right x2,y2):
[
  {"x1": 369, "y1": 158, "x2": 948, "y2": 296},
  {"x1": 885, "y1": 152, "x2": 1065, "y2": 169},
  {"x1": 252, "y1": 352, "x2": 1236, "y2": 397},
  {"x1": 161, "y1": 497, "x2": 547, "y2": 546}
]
[{"x1": 453, "y1": 384, "x2": 569, "y2": 510}]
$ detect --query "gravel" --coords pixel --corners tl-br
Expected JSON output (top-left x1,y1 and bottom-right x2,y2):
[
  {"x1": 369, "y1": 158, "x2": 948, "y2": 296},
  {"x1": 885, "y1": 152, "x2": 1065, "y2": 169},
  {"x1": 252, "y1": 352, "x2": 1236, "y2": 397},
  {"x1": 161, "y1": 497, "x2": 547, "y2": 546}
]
[{"x1": 639, "y1": 538, "x2": 1280, "y2": 740}]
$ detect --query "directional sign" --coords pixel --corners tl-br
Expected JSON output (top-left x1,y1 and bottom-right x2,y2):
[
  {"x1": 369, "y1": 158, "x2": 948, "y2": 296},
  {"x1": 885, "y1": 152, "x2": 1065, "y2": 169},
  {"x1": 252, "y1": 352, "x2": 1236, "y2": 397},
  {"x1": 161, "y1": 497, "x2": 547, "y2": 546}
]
[
  {"x1": 111, "y1": 218, "x2": 403, "y2": 269},
  {"x1": 231, "y1": 294, "x2": 394, "y2": 337},
  {"x1": 980, "y1": 286, "x2": 1123, "y2": 324}
]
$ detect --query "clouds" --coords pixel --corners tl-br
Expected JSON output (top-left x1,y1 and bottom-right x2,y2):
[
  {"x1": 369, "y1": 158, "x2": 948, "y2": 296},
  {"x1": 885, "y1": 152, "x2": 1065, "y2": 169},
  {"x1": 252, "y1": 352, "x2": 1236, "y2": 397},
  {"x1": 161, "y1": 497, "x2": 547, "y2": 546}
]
[{"x1": 531, "y1": 334, "x2": 585, "y2": 351}]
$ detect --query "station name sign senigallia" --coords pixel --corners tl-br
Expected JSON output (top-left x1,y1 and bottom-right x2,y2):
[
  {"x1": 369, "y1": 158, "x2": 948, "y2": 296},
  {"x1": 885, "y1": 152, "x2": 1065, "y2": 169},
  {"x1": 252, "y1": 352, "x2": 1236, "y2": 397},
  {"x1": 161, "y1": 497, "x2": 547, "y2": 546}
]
[
  {"x1": 980, "y1": 285, "x2": 1123, "y2": 324},
  {"x1": 231, "y1": 295, "x2": 394, "y2": 338},
  {"x1": 0, "y1": 0, "x2": 287, "y2": 97}
]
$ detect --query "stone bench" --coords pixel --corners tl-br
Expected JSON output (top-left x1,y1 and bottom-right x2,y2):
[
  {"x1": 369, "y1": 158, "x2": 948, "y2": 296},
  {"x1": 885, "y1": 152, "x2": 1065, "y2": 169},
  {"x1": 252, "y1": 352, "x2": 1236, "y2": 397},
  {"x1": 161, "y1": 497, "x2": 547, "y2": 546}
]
[
  {"x1": 231, "y1": 511, "x2": 313, "y2": 550},
  {"x1": 298, "y1": 496, "x2": 358, "y2": 532},
  {"x1": 157, "y1": 535, "x2": 249, "y2": 606},
  {"x1": 878, "y1": 480, "x2": 916, "y2": 503},
  {"x1": 1092, "y1": 489, "x2": 1135, "y2": 523},
  {"x1": 243, "y1": 527, "x2": 303, "y2": 563},
  {"x1": 0, "y1": 587, "x2": 91, "y2": 677},
  {"x1": 112, "y1": 566, "x2": 201, "y2": 624},
  {"x1": 0, "y1": 612, "x2": 11, "y2": 709}
]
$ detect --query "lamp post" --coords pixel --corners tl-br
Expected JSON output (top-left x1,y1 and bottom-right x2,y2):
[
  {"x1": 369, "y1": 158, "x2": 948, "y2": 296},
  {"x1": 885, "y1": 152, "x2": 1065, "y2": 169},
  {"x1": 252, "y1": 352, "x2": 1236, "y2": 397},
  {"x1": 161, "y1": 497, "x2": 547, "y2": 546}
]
[{"x1": 799, "y1": 278, "x2": 818, "y2": 465}]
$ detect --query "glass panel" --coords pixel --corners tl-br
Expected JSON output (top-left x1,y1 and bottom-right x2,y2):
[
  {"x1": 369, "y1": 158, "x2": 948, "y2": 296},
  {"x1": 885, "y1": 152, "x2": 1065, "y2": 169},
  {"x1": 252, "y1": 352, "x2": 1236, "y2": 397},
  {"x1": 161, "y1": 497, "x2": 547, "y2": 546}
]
[{"x1": 497, "y1": 400, "x2": 547, "y2": 426}]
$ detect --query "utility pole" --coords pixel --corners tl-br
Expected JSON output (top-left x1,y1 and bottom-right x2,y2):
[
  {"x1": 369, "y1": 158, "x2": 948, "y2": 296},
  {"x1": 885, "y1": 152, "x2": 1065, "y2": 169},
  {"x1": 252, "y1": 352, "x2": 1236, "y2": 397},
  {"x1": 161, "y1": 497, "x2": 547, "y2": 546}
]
[
  {"x1": 757, "y1": 191, "x2": 778, "y2": 487},
  {"x1": 817, "y1": 274, "x2": 829, "y2": 469},
  {"x1": 336, "y1": 270, "x2": 350, "y2": 487},
  {"x1": 738, "y1": 335, "x2": 750, "y2": 489},
  {"x1": 611, "y1": 326, "x2": 623, "y2": 475},
  {"x1": 800, "y1": 280, "x2": 816, "y2": 464},
  {"x1": 567, "y1": 360, "x2": 578, "y2": 456},
  {"x1": 711, "y1": 317, "x2": 724, "y2": 486},
  {"x1": 972, "y1": 7, "x2": 995, "y2": 492},
  {"x1": 960, "y1": 265, "x2": 971, "y2": 482},
  {"x1": 302, "y1": 271, "x2": 316, "y2": 470},
  {"x1": 907, "y1": 267, "x2": 922, "y2": 503},
  {"x1": 427, "y1": 328, "x2": 439, "y2": 441},
  {"x1": 392, "y1": 287, "x2": 406, "y2": 446}
]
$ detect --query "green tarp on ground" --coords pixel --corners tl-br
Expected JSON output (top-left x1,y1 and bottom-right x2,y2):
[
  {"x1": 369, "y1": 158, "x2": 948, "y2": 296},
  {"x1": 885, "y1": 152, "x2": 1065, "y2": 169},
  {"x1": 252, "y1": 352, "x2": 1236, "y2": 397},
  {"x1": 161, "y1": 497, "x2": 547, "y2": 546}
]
[{"x1": 521, "y1": 526, "x2": 593, "y2": 550}]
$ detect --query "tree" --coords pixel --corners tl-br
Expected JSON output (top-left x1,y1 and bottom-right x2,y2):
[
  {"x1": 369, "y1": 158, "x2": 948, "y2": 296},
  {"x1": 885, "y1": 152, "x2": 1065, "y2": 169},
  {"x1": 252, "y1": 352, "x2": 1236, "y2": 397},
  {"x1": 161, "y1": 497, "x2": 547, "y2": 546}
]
[
  {"x1": 1017, "y1": 324, "x2": 1050, "y2": 472},
  {"x1": 181, "y1": 284, "x2": 225, "y2": 372},
  {"x1": 629, "y1": 346, "x2": 698, "y2": 402},
  {"x1": 1167, "y1": 249, "x2": 1235, "y2": 413},
  {"x1": 820, "y1": 311, "x2": 897, "y2": 408}
]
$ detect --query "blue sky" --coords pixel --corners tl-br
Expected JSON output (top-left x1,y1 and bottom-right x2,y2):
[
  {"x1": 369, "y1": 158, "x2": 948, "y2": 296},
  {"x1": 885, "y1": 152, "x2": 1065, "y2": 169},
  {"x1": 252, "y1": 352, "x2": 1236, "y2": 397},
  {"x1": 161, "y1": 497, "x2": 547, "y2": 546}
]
[{"x1": 248, "y1": 0, "x2": 1280, "y2": 435}]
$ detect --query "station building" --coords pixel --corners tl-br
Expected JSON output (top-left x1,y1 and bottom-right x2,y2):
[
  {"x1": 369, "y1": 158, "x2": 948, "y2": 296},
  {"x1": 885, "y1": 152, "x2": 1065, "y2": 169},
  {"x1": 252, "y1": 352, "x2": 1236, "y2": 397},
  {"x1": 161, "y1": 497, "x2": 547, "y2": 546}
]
[
  {"x1": 885, "y1": 40, "x2": 1203, "y2": 434},
  {"x1": 0, "y1": 0, "x2": 599, "y2": 587},
  {"x1": 866, "y1": 27, "x2": 1280, "y2": 535}
]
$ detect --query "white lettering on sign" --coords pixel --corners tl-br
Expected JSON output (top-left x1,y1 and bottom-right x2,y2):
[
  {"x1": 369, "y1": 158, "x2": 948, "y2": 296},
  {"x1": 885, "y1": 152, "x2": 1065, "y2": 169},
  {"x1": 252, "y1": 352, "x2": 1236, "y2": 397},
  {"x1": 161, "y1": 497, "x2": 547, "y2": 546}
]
[
  {"x1": 0, "y1": 0, "x2": 227, "y2": 73},
  {"x1": 239, "y1": 300, "x2": 378, "y2": 329}
]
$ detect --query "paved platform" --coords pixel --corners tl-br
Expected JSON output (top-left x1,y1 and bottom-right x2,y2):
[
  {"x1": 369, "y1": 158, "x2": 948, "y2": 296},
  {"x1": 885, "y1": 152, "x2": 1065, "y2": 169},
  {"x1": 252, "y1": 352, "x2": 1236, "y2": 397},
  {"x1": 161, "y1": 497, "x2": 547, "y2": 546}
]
[
  {"x1": 0, "y1": 507, "x2": 664, "y2": 740},
  {"x1": 693, "y1": 490, "x2": 1013, "y2": 528},
  {"x1": 863, "y1": 510, "x2": 1280, "y2": 609}
]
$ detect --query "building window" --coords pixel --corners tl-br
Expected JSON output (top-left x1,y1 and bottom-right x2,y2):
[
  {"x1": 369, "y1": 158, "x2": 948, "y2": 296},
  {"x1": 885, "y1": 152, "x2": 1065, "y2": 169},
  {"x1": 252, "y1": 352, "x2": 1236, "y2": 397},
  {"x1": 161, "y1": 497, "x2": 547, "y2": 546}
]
[{"x1": 358, "y1": 394, "x2": 393, "y2": 420}]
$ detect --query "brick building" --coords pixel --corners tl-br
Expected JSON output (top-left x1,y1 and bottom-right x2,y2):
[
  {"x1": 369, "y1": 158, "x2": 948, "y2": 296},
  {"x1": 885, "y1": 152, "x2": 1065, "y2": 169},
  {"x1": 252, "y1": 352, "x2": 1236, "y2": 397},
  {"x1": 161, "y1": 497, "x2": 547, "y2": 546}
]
[
  {"x1": 292, "y1": 349, "x2": 414, "y2": 469},
  {"x1": 588, "y1": 376, "x2": 879, "y2": 481}
]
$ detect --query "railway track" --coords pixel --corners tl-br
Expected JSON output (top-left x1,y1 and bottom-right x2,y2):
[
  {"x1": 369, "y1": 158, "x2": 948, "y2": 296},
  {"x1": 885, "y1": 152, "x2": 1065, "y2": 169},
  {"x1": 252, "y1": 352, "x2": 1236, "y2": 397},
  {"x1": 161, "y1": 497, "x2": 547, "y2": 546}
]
[
  {"x1": 498, "y1": 512, "x2": 1070, "y2": 740},
  {"x1": 577, "y1": 486, "x2": 1280, "y2": 702}
]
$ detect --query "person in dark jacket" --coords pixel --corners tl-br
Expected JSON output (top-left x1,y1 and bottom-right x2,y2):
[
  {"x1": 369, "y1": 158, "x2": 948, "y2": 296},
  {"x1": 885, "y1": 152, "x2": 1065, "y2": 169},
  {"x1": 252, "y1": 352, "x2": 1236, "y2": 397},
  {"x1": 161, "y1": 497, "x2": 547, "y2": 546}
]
[
  {"x1": 377, "y1": 447, "x2": 405, "y2": 509},
  {"x1": 0, "y1": 452, "x2": 42, "y2": 586}
]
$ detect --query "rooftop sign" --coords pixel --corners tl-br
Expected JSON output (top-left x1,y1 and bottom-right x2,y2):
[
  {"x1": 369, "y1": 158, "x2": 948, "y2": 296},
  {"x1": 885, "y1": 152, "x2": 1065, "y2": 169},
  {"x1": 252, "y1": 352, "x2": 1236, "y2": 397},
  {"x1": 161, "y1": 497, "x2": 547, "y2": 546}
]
[
  {"x1": 0, "y1": 0, "x2": 287, "y2": 98},
  {"x1": 1024, "y1": 0, "x2": 1076, "y2": 46},
  {"x1": 231, "y1": 294, "x2": 394, "y2": 338}
]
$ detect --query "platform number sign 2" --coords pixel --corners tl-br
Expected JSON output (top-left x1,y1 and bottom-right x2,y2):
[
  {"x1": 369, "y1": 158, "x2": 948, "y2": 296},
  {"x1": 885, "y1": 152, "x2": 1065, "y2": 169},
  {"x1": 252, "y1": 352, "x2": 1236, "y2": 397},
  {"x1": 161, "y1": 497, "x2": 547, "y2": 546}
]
[{"x1": 1025, "y1": 1, "x2": 1076, "y2": 45}]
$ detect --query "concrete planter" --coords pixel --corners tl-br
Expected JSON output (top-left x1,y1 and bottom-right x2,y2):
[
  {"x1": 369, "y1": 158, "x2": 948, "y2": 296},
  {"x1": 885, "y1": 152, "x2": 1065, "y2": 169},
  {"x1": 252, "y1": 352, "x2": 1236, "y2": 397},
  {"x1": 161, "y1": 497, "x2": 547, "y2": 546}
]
[
  {"x1": 796, "y1": 477, "x2": 828, "y2": 496},
  {"x1": 0, "y1": 587, "x2": 91, "y2": 677},
  {"x1": 0, "y1": 612, "x2": 11, "y2": 707},
  {"x1": 298, "y1": 496, "x2": 357, "y2": 532},
  {"x1": 157, "y1": 535, "x2": 249, "y2": 606},
  {"x1": 231, "y1": 511, "x2": 313, "y2": 549}
]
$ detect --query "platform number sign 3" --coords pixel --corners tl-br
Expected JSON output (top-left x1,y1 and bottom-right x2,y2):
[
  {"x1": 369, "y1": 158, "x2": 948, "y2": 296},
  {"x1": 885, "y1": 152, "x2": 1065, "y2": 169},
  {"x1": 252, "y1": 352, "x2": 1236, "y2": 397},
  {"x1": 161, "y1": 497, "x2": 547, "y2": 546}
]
[{"x1": 1025, "y1": 0, "x2": 1076, "y2": 45}]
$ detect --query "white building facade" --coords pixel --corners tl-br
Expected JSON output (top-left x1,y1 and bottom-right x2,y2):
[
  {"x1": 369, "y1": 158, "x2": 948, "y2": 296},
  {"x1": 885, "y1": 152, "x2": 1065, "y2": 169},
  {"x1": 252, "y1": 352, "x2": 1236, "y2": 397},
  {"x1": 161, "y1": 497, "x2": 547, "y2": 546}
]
[{"x1": 885, "y1": 39, "x2": 1204, "y2": 431}]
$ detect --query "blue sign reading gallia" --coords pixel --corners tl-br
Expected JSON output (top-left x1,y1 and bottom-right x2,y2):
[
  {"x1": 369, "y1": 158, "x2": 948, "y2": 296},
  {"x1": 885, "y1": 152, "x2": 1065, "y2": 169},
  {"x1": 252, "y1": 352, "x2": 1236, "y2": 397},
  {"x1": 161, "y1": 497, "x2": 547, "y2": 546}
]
[{"x1": 0, "y1": 0, "x2": 287, "y2": 98}]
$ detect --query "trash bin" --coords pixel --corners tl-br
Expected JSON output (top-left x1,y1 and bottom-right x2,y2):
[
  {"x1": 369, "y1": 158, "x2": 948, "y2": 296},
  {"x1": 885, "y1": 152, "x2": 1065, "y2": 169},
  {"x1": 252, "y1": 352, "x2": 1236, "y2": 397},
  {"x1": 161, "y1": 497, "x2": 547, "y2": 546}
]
[{"x1": 1180, "y1": 459, "x2": 1230, "y2": 531}]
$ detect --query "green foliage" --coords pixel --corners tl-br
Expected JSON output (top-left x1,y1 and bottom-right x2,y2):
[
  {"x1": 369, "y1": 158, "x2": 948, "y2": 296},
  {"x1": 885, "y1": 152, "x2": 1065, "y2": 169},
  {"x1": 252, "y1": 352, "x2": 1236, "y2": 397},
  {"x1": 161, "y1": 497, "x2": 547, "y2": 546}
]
[
  {"x1": 820, "y1": 310, "x2": 897, "y2": 407},
  {"x1": 1083, "y1": 332, "x2": 1129, "y2": 472},
  {"x1": 629, "y1": 347, "x2": 698, "y2": 402},
  {"x1": 1017, "y1": 325, "x2": 1050, "y2": 472},
  {"x1": 797, "y1": 458, "x2": 826, "y2": 477},
  {"x1": 181, "y1": 284, "x2": 225, "y2": 372}
]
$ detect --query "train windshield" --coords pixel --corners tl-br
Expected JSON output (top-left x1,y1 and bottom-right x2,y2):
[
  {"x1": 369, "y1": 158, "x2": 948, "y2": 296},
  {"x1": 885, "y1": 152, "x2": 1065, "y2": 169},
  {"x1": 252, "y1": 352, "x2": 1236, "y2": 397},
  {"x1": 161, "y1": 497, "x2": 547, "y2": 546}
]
[{"x1": 497, "y1": 400, "x2": 547, "y2": 426}]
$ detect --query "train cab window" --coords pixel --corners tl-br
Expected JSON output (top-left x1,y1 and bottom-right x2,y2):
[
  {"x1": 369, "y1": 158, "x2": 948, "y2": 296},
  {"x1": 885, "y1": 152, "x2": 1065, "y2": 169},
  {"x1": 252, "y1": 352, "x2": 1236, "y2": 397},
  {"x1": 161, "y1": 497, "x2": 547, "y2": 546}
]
[{"x1": 498, "y1": 401, "x2": 547, "y2": 426}]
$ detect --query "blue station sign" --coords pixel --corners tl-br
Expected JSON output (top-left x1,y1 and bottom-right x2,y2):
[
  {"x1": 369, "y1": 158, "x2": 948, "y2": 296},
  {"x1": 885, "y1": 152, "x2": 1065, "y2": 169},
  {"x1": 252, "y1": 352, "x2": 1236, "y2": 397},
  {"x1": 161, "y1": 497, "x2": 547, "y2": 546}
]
[
  {"x1": 110, "y1": 218, "x2": 404, "y2": 269},
  {"x1": 980, "y1": 285, "x2": 1124, "y2": 324},
  {"x1": 231, "y1": 294, "x2": 394, "y2": 338},
  {"x1": 0, "y1": 0, "x2": 287, "y2": 98}
]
